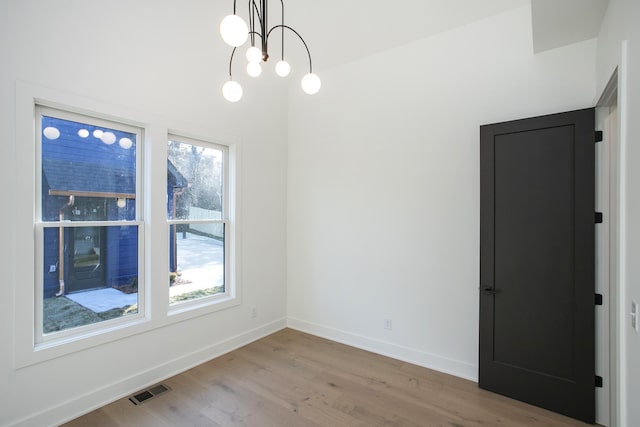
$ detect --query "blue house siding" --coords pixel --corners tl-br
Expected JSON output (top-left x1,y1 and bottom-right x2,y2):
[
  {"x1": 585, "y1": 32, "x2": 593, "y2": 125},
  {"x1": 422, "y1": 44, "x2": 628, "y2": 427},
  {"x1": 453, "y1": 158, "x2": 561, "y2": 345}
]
[
  {"x1": 41, "y1": 117, "x2": 136, "y2": 188},
  {"x1": 105, "y1": 226, "x2": 138, "y2": 288},
  {"x1": 42, "y1": 226, "x2": 139, "y2": 298}
]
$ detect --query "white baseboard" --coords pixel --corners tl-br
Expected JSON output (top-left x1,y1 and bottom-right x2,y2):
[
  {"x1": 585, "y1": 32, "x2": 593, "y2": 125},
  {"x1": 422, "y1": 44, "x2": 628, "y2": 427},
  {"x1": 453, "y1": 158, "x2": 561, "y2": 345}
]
[
  {"x1": 12, "y1": 317, "x2": 477, "y2": 427},
  {"x1": 287, "y1": 317, "x2": 478, "y2": 382},
  {"x1": 11, "y1": 318, "x2": 287, "y2": 427}
]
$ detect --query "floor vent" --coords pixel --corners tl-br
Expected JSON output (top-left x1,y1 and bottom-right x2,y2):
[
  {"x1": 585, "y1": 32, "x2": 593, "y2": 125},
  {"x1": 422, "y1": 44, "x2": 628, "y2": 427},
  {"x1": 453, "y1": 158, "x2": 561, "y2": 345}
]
[{"x1": 129, "y1": 384, "x2": 171, "y2": 405}]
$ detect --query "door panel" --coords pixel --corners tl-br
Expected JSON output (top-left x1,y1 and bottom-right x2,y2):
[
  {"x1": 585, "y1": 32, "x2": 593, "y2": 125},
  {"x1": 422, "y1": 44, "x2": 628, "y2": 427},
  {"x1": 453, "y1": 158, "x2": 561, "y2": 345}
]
[
  {"x1": 67, "y1": 226, "x2": 106, "y2": 292},
  {"x1": 480, "y1": 108, "x2": 595, "y2": 423}
]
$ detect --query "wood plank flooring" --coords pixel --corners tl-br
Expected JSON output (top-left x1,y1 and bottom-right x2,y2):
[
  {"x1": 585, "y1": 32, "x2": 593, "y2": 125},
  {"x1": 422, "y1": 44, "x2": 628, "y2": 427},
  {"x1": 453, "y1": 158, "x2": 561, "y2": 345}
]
[{"x1": 63, "y1": 328, "x2": 594, "y2": 426}]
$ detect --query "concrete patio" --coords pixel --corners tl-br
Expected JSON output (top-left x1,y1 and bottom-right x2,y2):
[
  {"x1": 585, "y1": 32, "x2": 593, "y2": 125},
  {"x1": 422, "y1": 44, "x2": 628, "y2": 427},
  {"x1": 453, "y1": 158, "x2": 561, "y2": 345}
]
[{"x1": 59, "y1": 232, "x2": 224, "y2": 313}]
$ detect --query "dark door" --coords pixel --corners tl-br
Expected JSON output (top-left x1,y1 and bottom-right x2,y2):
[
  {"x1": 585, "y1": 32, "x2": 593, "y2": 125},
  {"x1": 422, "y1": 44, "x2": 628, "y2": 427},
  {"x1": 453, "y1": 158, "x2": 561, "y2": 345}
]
[
  {"x1": 67, "y1": 226, "x2": 106, "y2": 292},
  {"x1": 479, "y1": 108, "x2": 595, "y2": 423},
  {"x1": 65, "y1": 197, "x2": 108, "y2": 293}
]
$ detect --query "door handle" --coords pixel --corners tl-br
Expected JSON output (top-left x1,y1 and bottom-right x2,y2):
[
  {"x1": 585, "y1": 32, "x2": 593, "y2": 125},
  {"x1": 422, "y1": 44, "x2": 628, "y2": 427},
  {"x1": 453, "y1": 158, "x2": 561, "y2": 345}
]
[{"x1": 480, "y1": 286, "x2": 499, "y2": 295}]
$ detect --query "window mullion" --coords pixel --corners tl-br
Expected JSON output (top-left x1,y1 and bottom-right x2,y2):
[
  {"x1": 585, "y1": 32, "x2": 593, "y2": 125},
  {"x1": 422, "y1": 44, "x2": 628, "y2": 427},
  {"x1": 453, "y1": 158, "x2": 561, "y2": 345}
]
[{"x1": 39, "y1": 220, "x2": 143, "y2": 228}]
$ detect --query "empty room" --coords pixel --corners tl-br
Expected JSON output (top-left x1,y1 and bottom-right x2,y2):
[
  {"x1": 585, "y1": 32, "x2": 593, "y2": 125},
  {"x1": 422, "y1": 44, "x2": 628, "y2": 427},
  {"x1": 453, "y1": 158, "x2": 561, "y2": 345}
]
[{"x1": 1, "y1": 0, "x2": 639, "y2": 426}]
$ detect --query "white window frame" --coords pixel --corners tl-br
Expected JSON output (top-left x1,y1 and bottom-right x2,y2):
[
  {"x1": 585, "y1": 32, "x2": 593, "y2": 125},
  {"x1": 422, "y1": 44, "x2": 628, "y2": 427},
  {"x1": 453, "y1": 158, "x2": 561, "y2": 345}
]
[
  {"x1": 13, "y1": 83, "x2": 241, "y2": 368},
  {"x1": 34, "y1": 106, "x2": 145, "y2": 346},
  {"x1": 167, "y1": 134, "x2": 238, "y2": 315}
]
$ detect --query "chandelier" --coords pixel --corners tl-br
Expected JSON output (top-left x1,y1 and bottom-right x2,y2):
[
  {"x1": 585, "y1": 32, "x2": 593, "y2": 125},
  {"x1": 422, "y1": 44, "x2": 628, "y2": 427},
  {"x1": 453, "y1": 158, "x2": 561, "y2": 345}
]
[{"x1": 219, "y1": 0, "x2": 321, "y2": 102}]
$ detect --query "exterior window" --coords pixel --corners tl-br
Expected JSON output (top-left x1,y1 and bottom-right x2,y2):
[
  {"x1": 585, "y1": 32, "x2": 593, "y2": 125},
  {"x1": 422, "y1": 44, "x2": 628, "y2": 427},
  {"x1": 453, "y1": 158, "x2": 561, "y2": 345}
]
[
  {"x1": 167, "y1": 136, "x2": 228, "y2": 306},
  {"x1": 16, "y1": 85, "x2": 239, "y2": 366},
  {"x1": 36, "y1": 107, "x2": 142, "y2": 342}
]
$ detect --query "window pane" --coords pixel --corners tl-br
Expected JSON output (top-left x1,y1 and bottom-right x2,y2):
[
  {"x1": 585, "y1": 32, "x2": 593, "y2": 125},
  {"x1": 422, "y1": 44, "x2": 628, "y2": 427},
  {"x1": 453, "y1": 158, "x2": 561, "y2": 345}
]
[
  {"x1": 167, "y1": 140, "x2": 223, "y2": 220},
  {"x1": 170, "y1": 223, "x2": 225, "y2": 304},
  {"x1": 42, "y1": 225, "x2": 139, "y2": 334},
  {"x1": 41, "y1": 115, "x2": 136, "y2": 222}
]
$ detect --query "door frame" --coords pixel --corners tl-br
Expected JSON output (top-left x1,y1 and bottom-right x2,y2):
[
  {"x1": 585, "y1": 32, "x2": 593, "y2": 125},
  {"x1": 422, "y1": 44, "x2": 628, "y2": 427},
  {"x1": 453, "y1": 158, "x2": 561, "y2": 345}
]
[{"x1": 595, "y1": 66, "x2": 622, "y2": 427}]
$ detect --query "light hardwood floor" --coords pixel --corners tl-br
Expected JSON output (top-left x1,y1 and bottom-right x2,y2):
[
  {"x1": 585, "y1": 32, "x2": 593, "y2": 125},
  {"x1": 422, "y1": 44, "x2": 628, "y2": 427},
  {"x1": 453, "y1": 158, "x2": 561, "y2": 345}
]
[{"x1": 63, "y1": 328, "x2": 594, "y2": 426}]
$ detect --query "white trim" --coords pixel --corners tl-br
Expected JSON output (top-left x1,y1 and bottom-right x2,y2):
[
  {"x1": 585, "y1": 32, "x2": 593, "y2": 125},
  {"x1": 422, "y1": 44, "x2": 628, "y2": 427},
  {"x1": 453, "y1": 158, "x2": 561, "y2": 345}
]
[
  {"x1": 8, "y1": 319, "x2": 287, "y2": 427},
  {"x1": 32, "y1": 105, "x2": 146, "y2": 349},
  {"x1": 166, "y1": 134, "x2": 238, "y2": 315},
  {"x1": 594, "y1": 104, "x2": 612, "y2": 426},
  {"x1": 286, "y1": 317, "x2": 478, "y2": 382},
  {"x1": 167, "y1": 219, "x2": 226, "y2": 225},
  {"x1": 597, "y1": 68, "x2": 618, "y2": 107},
  {"x1": 616, "y1": 40, "x2": 629, "y2": 427},
  {"x1": 38, "y1": 221, "x2": 145, "y2": 228}
]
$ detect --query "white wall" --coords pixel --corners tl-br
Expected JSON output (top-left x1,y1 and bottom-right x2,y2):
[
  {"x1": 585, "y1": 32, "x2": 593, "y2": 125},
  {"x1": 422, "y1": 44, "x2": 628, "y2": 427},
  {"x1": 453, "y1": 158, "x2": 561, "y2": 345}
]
[
  {"x1": 287, "y1": 5, "x2": 597, "y2": 381},
  {"x1": 596, "y1": 0, "x2": 640, "y2": 425},
  {"x1": 0, "y1": 1, "x2": 288, "y2": 426}
]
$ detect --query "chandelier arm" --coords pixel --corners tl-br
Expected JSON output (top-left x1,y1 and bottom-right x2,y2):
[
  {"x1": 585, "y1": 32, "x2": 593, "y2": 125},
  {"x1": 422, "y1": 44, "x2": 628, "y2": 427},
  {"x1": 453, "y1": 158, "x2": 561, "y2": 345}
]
[
  {"x1": 249, "y1": 0, "x2": 265, "y2": 48},
  {"x1": 267, "y1": 24, "x2": 313, "y2": 72},
  {"x1": 228, "y1": 47, "x2": 237, "y2": 78},
  {"x1": 248, "y1": 0, "x2": 255, "y2": 46},
  {"x1": 233, "y1": 0, "x2": 237, "y2": 14},
  {"x1": 279, "y1": 0, "x2": 284, "y2": 60},
  {"x1": 261, "y1": 0, "x2": 268, "y2": 61},
  {"x1": 250, "y1": 0, "x2": 262, "y2": 22}
]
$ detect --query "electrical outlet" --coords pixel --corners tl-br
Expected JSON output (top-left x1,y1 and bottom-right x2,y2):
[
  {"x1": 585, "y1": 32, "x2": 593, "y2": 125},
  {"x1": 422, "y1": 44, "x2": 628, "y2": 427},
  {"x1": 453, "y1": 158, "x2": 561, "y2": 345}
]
[
  {"x1": 49, "y1": 265, "x2": 56, "y2": 273},
  {"x1": 251, "y1": 306, "x2": 257, "y2": 319},
  {"x1": 384, "y1": 319, "x2": 392, "y2": 330},
  {"x1": 632, "y1": 302, "x2": 638, "y2": 332}
]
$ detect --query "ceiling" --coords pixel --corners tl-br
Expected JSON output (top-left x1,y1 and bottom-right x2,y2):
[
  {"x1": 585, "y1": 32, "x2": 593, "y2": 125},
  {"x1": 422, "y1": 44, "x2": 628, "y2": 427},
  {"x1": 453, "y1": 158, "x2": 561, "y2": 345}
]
[
  {"x1": 259, "y1": 0, "x2": 609, "y2": 73},
  {"x1": 531, "y1": 0, "x2": 609, "y2": 53},
  {"x1": 282, "y1": 0, "x2": 528, "y2": 70}
]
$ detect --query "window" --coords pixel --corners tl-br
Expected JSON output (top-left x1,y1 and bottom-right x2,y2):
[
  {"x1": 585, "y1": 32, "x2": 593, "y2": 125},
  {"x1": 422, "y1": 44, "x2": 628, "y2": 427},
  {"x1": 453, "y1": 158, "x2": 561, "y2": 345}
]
[
  {"x1": 167, "y1": 135, "x2": 229, "y2": 307},
  {"x1": 15, "y1": 83, "x2": 240, "y2": 366},
  {"x1": 35, "y1": 106, "x2": 143, "y2": 343}
]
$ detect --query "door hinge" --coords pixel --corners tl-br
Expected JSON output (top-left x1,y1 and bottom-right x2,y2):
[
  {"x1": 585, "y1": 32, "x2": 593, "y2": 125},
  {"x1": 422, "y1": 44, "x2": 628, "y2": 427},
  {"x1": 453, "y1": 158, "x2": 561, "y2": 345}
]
[
  {"x1": 595, "y1": 212, "x2": 603, "y2": 223},
  {"x1": 595, "y1": 130, "x2": 603, "y2": 143},
  {"x1": 595, "y1": 376, "x2": 603, "y2": 388},
  {"x1": 595, "y1": 294, "x2": 603, "y2": 305}
]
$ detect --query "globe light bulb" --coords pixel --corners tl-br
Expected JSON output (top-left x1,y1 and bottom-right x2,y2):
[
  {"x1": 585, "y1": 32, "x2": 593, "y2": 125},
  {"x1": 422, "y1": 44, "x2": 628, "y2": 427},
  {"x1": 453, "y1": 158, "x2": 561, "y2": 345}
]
[
  {"x1": 100, "y1": 131, "x2": 116, "y2": 145},
  {"x1": 275, "y1": 60, "x2": 291, "y2": 77},
  {"x1": 93, "y1": 129, "x2": 103, "y2": 138},
  {"x1": 117, "y1": 198, "x2": 126, "y2": 208},
  {"x1": 119, "y1": 137, "x2": 133, "y2": 149},
  {"x1": 43, "y1": 126, "x2": 60, "y2": 140},
  {"x1": 246, "y1": 46, "x2": 262, "y2": 63},
  {"x1": 301, "y1": 73, "x2": 321, "y2": 95},
  {"x1": 77, "y1": 129, "x2": 89, "y2": 138},
  {"x1": 220, "y1": 14, "x2": 249, "y2": 47},
  {"x1": 222, "y1": 80, "x2": 243, "y2": 102},
  {"x1": 247, "y1": 62, "x2": 262, "y2": 77}
]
